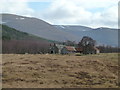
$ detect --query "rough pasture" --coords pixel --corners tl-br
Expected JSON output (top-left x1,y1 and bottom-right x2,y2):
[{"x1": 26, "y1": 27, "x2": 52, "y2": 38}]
[{"x1": 2, "y1": 53, "x2": 119, "y2": 88}]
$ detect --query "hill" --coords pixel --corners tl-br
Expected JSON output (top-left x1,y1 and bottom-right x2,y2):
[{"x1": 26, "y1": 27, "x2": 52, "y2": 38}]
[
  {"x1": 54, "y1": 25, "x2": 118, "y2": 46},
  {"x1": 1, "y1": 24, "x2": 52, "y2": 42},
  {"x1": 1, "y1": 13, "x2": 118, "y2": 46},
  {"x1": 1, "y1": 14, "x2": 77, "y2": 42},
  {"x1": 1, "y1": 24, "x2": 54, "y2": 54}
]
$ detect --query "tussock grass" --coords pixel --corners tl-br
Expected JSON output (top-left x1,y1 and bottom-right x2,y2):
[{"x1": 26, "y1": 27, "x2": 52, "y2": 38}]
[{"x1": 2, "y1": 53, "x2": 119, "y2": 88}]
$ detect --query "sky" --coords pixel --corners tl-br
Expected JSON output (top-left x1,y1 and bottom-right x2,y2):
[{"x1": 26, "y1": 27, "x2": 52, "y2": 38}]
[{"x1": 0, "y1": 0, "x2": 119, "y2": 28}]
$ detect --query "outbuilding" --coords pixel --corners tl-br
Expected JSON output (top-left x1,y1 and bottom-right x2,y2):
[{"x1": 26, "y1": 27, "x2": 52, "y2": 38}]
[{"x1": 61, "y1": 46, "x2": 76, "y2": 54}]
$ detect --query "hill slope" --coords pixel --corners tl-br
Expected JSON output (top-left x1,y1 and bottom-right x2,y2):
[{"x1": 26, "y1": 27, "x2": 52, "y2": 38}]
[
  {"x1": 1, "y1": 24, "x2": 54, "y2": 54},
  {"x1": 1, "y1": 14, "x2": 77, "y2": 42},
  {"x1": 54, "y1": 25, "x2": 118, "y2": 46},
  {"x1": 1, "y1": 24, "x2": 54, "y2": 43},
  {"x1": 1, "y1": 14, "x2": 118, "y2": 46}
]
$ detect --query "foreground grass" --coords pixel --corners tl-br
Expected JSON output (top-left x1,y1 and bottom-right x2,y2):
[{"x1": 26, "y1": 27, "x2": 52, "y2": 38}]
[{"x1": 2, "y1": 53, "x2": 119, "y2": 88}]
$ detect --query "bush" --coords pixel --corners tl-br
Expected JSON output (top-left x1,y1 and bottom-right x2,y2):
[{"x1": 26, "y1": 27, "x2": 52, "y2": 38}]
[{"x1": 75, "y1": 53, "x2": 83, "y2": 56}]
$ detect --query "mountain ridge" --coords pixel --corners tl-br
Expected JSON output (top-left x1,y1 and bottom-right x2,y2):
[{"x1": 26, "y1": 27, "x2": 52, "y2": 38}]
[
  {"x1": 1, "y1": 24, "x2": 54, "y2": 43},
  {"x1": 1, "y1": 13, "x2": 118, "y2": 46}
]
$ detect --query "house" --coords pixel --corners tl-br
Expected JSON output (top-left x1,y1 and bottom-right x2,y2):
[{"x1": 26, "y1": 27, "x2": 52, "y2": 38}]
[
  {"x1": 49, "y1": 44, "x2": 65, "y2": 54},
  {"x1": 75, "y1": 47, "x2": 83, "y2": 53},
  {"x1": 49, "y1": 44, "x2": 76, "y2": 54},
  {"x1": 49, "y1": 43, "x2": 100, "y2": 54},
  {"x1": 61, "y1": 46, "x2": 76, "y2": 54},
  {"x1": 49, "y1": 44, "x2": 59, "y2": 54},
  {"x1": 56, "y1": 44, "x2": 65, "y2": 54},
  {"x1": 94, "y1": 47, "x2": 100, "y2": 54}
]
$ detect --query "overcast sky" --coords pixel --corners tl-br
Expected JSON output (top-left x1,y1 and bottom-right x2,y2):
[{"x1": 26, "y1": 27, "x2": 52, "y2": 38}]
[{"x1": 1, "y1": 0, "x2": 119, "y2": 28}]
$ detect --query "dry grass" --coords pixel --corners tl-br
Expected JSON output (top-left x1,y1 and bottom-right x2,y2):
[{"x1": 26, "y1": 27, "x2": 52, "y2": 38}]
[{"x1": 2, "y1": 53, "x2": 119, "y2": 88}]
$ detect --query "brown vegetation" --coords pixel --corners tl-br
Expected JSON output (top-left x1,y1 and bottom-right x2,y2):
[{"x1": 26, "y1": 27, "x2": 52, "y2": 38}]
[
  {"x1": 2, "y1": 53, "x2": 119, "y2": 88},
  {"x1": 2, "y1": 40, "x2": 50, "y2": 54}
]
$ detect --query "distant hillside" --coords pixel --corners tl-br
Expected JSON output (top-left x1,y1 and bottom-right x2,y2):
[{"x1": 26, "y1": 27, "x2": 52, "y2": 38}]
[
  {"x1": 54, "y1": 25, "x2": 118, "y2": 46},
  {"x1": 1, "y1": 13, "x2": 118, "y2": 46},
  {"x1": 1, "y1": 24, "x2": 56, "y2": 43},
  {"x1": 1, "y1": 24, "x2": 51, "y2": 54},
  {"x1": 1, "y1": 14, "x2": 77, "y2": 42}
]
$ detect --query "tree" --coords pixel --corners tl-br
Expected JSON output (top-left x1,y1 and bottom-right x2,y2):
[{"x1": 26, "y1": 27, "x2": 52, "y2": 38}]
[
  {"x1": 63, "y1": 40, "x2": 76, "y2": 46},
  {"x1": 78, "y1": 36, "x2": 96, "y2": 54},
  {"x1": 97, "y1": 45, "x2": 119, "y2": 53}
]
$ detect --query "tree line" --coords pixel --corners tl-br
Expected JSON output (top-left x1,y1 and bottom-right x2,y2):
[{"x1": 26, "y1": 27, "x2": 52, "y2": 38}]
[
  {"x1": 2, "y1": 40, "x2": 50, "y2": 54},
  {"x1": 78, "y1": 36, "x2": 119, "y2": 54},
  {"x1": 2, "y1": 36, "x2": 119, "y2": 54},
  {"x1": 97, "y1": 45, "x2": 119, "y2": 53}
]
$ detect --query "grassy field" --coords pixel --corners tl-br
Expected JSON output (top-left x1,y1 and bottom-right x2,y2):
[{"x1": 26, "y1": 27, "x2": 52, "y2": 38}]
[{"x1": 2, "y1": 53, "x2": 119, "y2": 88}]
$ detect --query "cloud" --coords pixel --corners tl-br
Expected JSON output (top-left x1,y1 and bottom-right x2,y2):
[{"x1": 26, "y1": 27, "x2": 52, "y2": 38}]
[
  {"x1": 92, "y1": 6, "x2": 118, "y2": 28},
  {"x1": 0, "y1": 0, "x2": 34, "y2": 17},
  {"x1": 41, "y1": 0, "x2": 118, "y2": 28},
  {"x1": 0, "y1": 0, "x2": 119, "y2": 28}
]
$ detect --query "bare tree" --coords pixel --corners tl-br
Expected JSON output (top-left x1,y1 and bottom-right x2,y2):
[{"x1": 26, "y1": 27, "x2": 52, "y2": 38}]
[{"x1": 2, "y1": 40, "x2": 50, "y2": 54}]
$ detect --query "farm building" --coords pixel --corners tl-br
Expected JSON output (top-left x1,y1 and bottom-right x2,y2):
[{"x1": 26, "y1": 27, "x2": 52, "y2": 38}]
[
  {"x1": 49, "y1": 43, "x2": 100, "y2": 54},
  {"x1": 49, "y1": 44, "x2": 59, "y2": 54},
  {"x1": 49, "y1": 44, "x2": 76, "y2": 54},
  {"x1": 56, "y1": 44, "x2": 65, "y2": 54},
  {"x1": 75, "y1": 47, "x2": 83, "y2": 53},
  {"x1": 49, "y1": 44, "x2": 65, "y2": 54},
  {"x1": 94, "y1": 47, "x2": 100, "y2": 54},
  {"x1": 61, "y1": 46, "x2": 76, "y2": 54}
]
